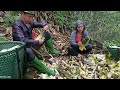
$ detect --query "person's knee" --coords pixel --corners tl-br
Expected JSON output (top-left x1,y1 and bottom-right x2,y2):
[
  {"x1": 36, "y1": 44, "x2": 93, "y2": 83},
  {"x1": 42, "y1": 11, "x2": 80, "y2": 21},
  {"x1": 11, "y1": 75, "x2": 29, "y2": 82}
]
[
  {"x1": 85, "y1": 45, "x2": 92, "y2": 53},
  {"x1": 26, "y1": 48, "x2": 35, "y2": 61},
  {"x1": 68, "y1": 46, "x2": 73, "y2": 53},
  {"x1": 68, "y1": 46, "x2": 78, "y2": 56},
  {"x1": 44, "y1": 31, "x2": 51, "y2": 41}
]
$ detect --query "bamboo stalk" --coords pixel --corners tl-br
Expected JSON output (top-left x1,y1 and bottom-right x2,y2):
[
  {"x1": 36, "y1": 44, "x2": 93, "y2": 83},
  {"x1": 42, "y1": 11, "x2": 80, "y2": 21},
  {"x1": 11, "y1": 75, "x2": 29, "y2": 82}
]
[{"x1": 90, "y1": 64, "x2": 98, "y2": 77}]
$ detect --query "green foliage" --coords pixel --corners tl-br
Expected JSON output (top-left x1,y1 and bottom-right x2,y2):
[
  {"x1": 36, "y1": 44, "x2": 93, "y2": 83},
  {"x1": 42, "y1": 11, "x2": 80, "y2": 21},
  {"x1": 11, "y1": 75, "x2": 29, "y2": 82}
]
[
  {"x1": 53, "y1": 11, "x2": 77, "y2": 30},
  {"x1": 3, "y1": 11, "x2": 20, "y2": 27},
  {"x1": 53, "y1": 11, "x2": 120, "y2": 48},
  {"x1": 0, "y1": 37, "x2": 8, "y2": 41},
  {"x1": 53, "y1": 11, "x2": 69, "y2": 29}
]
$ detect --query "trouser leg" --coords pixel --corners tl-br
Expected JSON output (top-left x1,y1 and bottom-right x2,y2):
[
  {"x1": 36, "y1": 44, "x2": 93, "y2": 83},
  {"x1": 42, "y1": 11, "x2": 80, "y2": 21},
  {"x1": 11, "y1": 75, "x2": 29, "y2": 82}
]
[
  {"x1": 68, "y1": 45, "x2": 92, "y2": 56},
  {"x1": 68, "y1": 46, "x2": 79, "y2": 56},
  {"x1": 79, "y1": 45, "x2": 92, "y2": 54},
  {"x1": 26, "y1": 48, "x2": 35, "y2": 62}
]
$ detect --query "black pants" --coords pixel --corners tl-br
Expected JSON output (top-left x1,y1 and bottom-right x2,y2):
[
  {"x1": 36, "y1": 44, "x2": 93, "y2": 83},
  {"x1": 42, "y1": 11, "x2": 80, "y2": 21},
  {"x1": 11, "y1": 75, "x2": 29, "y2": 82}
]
[
  {"x1": 68, "y1": 45, "x2": 92, "y2": 56},
  {"x1": 26, "y1": 31, "x2": 51, "y2": 62}
]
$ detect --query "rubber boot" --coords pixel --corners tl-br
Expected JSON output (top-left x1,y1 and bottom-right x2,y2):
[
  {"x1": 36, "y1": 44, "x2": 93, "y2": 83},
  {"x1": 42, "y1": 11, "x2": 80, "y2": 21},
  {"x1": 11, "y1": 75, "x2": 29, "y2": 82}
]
[
  {"x1": 29, "y1": 56, "x2": 56, "y2": 76},
  {"x1": 45, "y1": 38, "x2": 60, "y2": 54}
]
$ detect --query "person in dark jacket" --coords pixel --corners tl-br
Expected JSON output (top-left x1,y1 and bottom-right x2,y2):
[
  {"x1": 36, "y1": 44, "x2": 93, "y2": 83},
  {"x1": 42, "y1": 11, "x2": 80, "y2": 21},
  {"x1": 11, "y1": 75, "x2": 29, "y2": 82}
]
[
  {"x1": 68, "y1": 19, "x2": 92, "y2": 57},
  {"x1": 12, "y1": 11, "x2": 60, "y2": 76}
]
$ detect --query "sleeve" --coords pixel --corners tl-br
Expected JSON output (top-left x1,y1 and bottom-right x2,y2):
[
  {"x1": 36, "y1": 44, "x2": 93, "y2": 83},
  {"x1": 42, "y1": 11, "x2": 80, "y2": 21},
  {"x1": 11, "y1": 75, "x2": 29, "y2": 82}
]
[
  {"x1": 12, "y1": 24, "x2": 39, "y2": 46},
  {"x1": 84, "y1": 30, "x2": 88, "y2": 38},
  {"x1": 31, "y1": 21, "x2": 48, "y2": 28},
  {"x1": 70, "y1": 31, "x2": 79, "y2": 47}
]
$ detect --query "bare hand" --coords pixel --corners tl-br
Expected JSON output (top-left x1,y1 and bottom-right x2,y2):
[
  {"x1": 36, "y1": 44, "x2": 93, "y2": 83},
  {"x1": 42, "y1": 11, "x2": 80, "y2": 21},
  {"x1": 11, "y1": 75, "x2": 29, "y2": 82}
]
[
  {"x1": 83, "y1": 47, "x2": 86, "y2": 50},
  {"x1": 43, "y1": 25, "x2": 49, "y2": 31},
  {"x1": 85, "y1": 36, "x2": 89, "y2": 40},
  {"x1": 38, "y1": 39, "x2": 44, "y2": 45},
  {"x1": 78, "y1": 42, "x2": 83, "y2": 47}
]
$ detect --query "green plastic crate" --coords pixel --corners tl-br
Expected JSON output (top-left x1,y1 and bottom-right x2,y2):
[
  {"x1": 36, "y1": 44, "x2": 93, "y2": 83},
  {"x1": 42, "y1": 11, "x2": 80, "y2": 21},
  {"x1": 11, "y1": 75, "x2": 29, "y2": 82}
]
[
  {"x1": 107, "y1": 46, "x2": 120, "y2": 61},
  {"x1": 0, "y1": 41, "x2": 25, "y2": 79}
]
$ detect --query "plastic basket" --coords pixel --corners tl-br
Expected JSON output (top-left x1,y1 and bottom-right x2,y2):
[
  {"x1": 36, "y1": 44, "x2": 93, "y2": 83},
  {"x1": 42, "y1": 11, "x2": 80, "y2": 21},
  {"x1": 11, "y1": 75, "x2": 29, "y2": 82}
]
[
  {"x1": 0, "y1": 41, "x2": 25, "y2": 79},
  {"x1": 107, "y1": 46, "x2": 120, "y2": 61}
]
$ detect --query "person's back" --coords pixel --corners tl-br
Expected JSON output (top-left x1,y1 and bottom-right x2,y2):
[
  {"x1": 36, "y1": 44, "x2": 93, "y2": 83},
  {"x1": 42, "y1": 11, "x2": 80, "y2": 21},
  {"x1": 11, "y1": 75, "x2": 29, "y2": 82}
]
[{"x1": 12, "y1": 19, "x2": 32, "y2": 41}]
